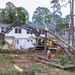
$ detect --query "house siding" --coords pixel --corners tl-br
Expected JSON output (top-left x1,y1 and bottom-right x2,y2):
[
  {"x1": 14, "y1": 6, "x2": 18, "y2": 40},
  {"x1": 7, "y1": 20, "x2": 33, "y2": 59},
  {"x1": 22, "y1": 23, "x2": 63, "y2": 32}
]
[
  {"x1": 5, "y1": 28, "x2": 35, "y2": 38},
  {"x1": 14, "y1": 39, "x2": 35, "y2": 49}
]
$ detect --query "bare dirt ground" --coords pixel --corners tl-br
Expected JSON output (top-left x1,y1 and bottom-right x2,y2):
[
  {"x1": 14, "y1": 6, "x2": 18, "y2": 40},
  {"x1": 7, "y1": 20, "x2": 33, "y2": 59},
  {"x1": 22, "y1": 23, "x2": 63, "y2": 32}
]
[{"x1": 0, "y1": 50, "x2": 75, "y2": 75}]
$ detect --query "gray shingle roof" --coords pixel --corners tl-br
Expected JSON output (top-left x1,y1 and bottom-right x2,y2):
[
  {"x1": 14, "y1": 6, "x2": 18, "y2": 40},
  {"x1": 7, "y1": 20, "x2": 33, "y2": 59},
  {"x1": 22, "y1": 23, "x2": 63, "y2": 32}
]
[
  {"x1": 0, "y1": 23, "x2": 8, "y2": 27},
  {"x1": 28, "y1": 24, "x2": 56, "y2": 30},
  {"x1": 0, "y1": 23, "x2": 56, "y2": 30}
]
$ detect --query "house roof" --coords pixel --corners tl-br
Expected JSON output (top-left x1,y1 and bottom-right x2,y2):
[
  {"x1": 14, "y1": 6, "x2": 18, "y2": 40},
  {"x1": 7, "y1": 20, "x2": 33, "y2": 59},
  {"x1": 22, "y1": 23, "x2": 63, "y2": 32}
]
[
  {"x1": 1, "y1": 22, "x2": 75, "y2": 32},
  {"x1": 62, "y1": 26, "x2": 75, "y2": 31},
  {"x1": 0, "y1": 23, "x2": 56, "y2": 30},
  {"x1": 28, "y1": 24, "x2": 56, "y2": 30},
  {"x1": 0, "y1": 23, "x2": 8, "y2": 27}
]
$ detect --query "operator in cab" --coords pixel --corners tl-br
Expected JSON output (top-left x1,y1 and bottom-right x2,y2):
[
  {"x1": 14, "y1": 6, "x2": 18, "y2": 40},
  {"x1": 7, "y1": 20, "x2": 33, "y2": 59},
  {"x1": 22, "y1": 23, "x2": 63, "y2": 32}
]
[{"x1": 38, "y1": 38, "x2": 44, "y2": 46}]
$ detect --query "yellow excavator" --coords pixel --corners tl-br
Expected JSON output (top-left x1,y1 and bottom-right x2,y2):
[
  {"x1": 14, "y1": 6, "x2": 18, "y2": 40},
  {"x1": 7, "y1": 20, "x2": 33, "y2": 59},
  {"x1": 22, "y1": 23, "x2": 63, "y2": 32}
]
[{"x1": 33, "y1": 37, "x2": 58, "y2": 52}]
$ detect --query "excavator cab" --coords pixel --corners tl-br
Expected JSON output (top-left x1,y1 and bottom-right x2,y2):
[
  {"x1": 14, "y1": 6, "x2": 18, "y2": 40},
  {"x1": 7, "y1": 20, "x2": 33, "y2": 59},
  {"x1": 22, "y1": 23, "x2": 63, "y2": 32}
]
[
  {"x1": 38, "y1": 38, "x2": 44, "y2": 46},
  {"x1": 34, "y1": 37, "x2": 57, "y2": 52}
]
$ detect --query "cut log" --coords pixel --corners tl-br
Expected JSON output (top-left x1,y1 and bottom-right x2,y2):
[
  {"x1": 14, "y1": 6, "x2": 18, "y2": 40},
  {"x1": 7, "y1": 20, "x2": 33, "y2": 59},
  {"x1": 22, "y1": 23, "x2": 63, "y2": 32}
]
[
  {"x1": 33, "y1": 54, "x2": 75, "y2": 69},
  {"x1": 14, "y1": 64, "x2": 23, "y2": 72},
  {"x1": 60, "y1": 65, "x2": 75, "y2": 69},
  {"x1": 41, "y1": 60, "x2": 75, "y2": 69}
]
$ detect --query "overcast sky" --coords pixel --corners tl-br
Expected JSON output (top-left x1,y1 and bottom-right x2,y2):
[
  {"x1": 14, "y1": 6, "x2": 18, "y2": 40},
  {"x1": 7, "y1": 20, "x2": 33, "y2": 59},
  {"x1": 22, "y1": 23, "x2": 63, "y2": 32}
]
[{"x1": 0, "y1": 0, "x2": 73, "y2": 21}]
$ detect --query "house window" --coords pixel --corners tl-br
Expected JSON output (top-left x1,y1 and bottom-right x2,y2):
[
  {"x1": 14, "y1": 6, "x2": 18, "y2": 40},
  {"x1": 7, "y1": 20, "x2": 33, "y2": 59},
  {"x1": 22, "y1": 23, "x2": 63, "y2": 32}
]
[
  {"x1": 17, "y1": 40, "x2": 19, "y2": 44},
  {"x1": 70, "y1": 31, "x2": 72, "y2": 35},
  {"x1": 31, "y1": 40, "x2": 33, "y2": 42},
  {"x1": 15, "y1": 29, "x2": 18, "y2": 33},
  {"x1": 15, "y1": 40, "x2": 19, "y2": 44},
  {"x1": 27, "y1": 40, "x2": 29, "y2": 42},
  {"x1": 42, "y1": 30, "x2": 44, "y2": 34},
  {"x1": 15, "y1": 28, "x2": 21, "y2": 33},
  {"x1": 27, "y1": 31, "x2": 30, "y2": 34},
  {"x1": 62, "y1": 31, "x2": 65, "y2": 35},
  {"x1": 27, "y1": 28, "x2": 32, "y2": 34},
  {"x1": 27, "y1": 30, "x2": 31, "y2": 34},
  {"x1": 39, "y1": 30, "x2": 41, "y2": 34},
  {"x1": 39, "y1": 30, "x2": 44, "y2": 34},
  {"x1": 1, "y1": 27, "x2": 5, "y2": 33},
  {"x1": 19, "y1": 29, "x2": 21, "y2": 33}
]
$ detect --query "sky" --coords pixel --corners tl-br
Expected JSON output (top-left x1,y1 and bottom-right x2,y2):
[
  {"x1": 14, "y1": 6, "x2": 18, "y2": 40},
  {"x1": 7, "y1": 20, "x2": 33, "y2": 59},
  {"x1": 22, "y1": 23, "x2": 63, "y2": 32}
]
[{"x1": 0, "y1": 0, "x2": 74, "y2": 21}]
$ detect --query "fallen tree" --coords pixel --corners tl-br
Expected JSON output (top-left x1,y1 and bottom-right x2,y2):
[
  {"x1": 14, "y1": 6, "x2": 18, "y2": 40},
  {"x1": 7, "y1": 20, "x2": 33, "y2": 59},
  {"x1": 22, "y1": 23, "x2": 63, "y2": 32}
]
[
  {"x1": 41, "y1": 60, "x2": 75, "y2": 69},
  {"x1": 29, "y1": 25, "x2": 75, "y2": 65},
  {"x1": 46, "y1": 29, "x2": 75, "y2": 65},
  {"x1": 33, "y1": 54, "x2": 75, "y2": 69}
]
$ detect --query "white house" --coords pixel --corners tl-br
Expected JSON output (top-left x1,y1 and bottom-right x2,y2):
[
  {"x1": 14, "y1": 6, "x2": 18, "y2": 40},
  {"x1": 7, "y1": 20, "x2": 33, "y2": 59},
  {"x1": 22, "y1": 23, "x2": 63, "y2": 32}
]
[
  {"x1": 0, "y1": 23, "x2": 56, "y2": 49},
  {"x1": 5, "y1": 26, "x2": 36, "y2": 49}
]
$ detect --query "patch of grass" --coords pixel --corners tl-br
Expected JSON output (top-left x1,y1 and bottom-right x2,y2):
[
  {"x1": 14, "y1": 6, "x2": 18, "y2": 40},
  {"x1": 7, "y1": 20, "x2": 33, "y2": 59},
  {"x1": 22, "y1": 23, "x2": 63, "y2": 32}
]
[
  {"x1": 60, "y1": 56, "x2": 69, "y2": 65},
  {"x1": 67, "y1": 68, "x2": 75, "y2": 72},
  {"x1": 67, "y1": 61, "x2": 73, "y2": 65},
  {"x1": 0, "y1": 71, "x2": 26, "y2": 75},
  {"x1": 29, "y1": 69, "x2": 35, "y2": 75},
  {"x1": 0, "y1": 66, "x2": 25, "y2": 75}
]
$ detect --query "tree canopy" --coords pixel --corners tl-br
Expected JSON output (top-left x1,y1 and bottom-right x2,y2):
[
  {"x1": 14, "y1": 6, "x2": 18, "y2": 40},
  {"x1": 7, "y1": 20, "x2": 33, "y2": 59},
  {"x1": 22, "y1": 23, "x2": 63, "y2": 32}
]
[
  {"x1": 50, "y1": 0, "x2": 71, "y2": 31},
  {"x1": 32, "y1": 7, "x2": 52, "y2": 25},
  {"x1": 0, "y1": 2, "x2": 29, "y2": 24},
  {"x1": 0, "y1": 1, "x2": 70, "y2": 29}
]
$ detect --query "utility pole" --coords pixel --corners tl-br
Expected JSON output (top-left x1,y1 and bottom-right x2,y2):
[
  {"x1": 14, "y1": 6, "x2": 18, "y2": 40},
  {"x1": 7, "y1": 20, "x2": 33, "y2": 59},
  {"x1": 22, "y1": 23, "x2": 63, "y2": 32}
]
[
  {"x1": 71, "y1": 0, "x2": 74, "y2": 46},
  {"x1": 44, "y1": 30, "x2": 47, "y2": 51},
  {"x1": 44, "y1": 26, "x2": 48, "y2": 52},
  {"x1": 68, "y1": 16, "x2": 71, "y2": 51},
  {"x1": 68, "y1": 0, "x2": 71, "y2": 51}
]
